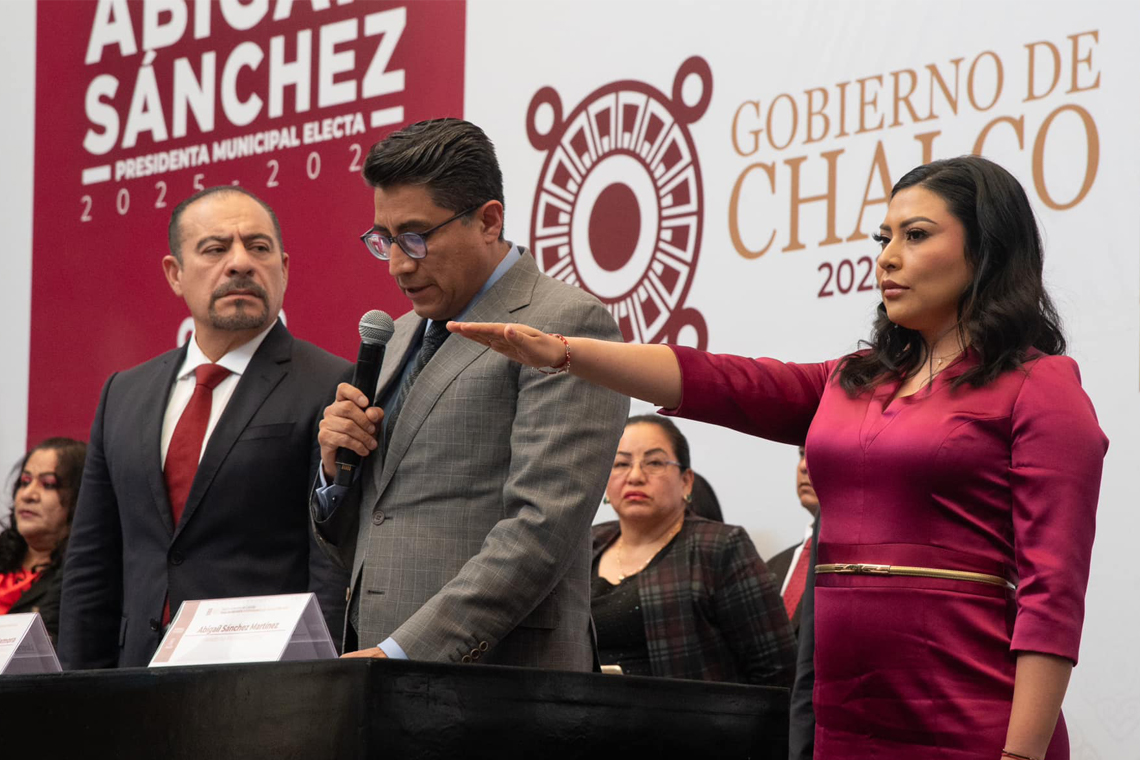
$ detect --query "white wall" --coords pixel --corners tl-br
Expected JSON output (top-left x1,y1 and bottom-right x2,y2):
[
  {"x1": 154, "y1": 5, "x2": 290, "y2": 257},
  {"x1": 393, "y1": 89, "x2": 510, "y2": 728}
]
[{"x1": 0, "y1": 1, "x2": 35, "y2": 506}]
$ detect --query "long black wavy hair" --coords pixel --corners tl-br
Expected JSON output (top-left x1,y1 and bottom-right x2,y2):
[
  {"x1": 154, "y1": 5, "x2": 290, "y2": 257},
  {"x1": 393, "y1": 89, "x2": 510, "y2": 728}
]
[
  {"x1": 0, "y1": 438, "x2": 87, "y2": 573},
  {"x1": 837, "y1": 155, "x2": 1066, "y2": 394}
]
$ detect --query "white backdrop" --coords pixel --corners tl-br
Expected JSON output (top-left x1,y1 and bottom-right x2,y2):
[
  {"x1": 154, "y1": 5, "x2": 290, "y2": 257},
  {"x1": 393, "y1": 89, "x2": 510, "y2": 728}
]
[{"x1": 1, "y1": 2, "x2": 1137, "y2": 757}]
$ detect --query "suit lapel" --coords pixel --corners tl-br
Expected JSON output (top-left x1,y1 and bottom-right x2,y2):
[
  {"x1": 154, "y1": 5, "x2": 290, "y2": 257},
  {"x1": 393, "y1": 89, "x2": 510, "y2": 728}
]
[
  {"x1": 147, "y1": 346, "x2": 189, "y2": 536},
  {"x1": 373, "y1": 317, "x2": 421, "y2": 404},
  {"x1": 373, "y1": 322, "x2": 488, "y2": 498},
  {"x1": 353, "y1": 316, "x2": 419, "y2": 549},
  {"x1": 483, "y1": 247, "x2": 540, "y2": 316},
  {"x1": 173, "y1": 322, "x2": 289, "y2": 539},
  {"x1": 372, "y1": 252, "x2": 539, "y2": 500}
]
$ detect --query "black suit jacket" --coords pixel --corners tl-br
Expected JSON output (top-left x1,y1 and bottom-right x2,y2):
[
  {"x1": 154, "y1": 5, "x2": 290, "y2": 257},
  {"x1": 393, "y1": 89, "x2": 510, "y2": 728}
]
[
  {"x1": 788, "y1": 517, "x2": 819, "y2": 760},
  {"x1": 767, "y1": 540, "x2": 806, "y2": 636},
  {"x1": 59, "y1": 321, "x2": 350, "y2": 668}
]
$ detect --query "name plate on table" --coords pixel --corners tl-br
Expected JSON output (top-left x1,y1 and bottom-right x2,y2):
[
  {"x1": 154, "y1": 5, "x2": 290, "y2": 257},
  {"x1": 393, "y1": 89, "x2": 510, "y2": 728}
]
[
  {"x1": 0, "y1": 613, "x2": 61, "y2": 674},
  {"x1": 149, "y1": 592, "x2": 336, "y2": 668}
]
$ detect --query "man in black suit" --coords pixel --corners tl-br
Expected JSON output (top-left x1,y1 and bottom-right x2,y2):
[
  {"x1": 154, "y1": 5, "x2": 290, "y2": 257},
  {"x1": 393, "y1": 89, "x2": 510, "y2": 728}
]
[
  {"x1": 766, "y1": 446, "x2": 821, "y2": 759},
  {"x1": 58, "y1": 187, "x2": 350, "y2": 669},
  {"x1": 765, "y1": 446, "x2": 819, "y2": 636},
  {"x1": 788, "y1": 516, "x2": 818, "y2": 760}
]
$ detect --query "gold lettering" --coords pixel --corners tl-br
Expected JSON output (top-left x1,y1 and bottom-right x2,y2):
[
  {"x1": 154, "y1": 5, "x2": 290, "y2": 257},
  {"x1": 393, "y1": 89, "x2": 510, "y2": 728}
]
[
  {"x1": 890, "y1": 68, "x2": 931, "y2": 127},
  {"x1": 926, "y1": 58, "x2": 963, "y2": 119},
  {"x1": 766, "y1": 93, "x2": 799, "y2": 151},
  {"x1": 729, "y1": 162, "x2": 778, "y2": 259},
  {"x1": 972, "y1": 115, "x2": 1025, "y2": 156},
  {"x1": 1032, "y1": 104, "x2": 1099, "y2": 210},
  {"x1": 857, "y1": 75, "x2": 884, "y2": 134},
  {"x1": 847, "y1": 141, "x2": 892, "y2": 242},
  {"x1": 1024, "y1": 40, "x2": 1061, "y2": 102},
  {"x1": 914, "y1": 130, "x2": 941, "y2": 165},
  {"x1": 836, "y1": 81, "x2": 850, "y2": 138},
  {"x1": 967, "y1": 51, "x2": 1003, "y2": 112},
  {"x1": 1067, "y1": 31, "x2": 1101, "y2": 93},
  {"x1": 731, "y1": 100, "x2": 762, "y2": 157},
  {"x1": 783, "y1": 149, "x2": 844, "y2": 252},
  {"x1": 805, "y1": 87, "x2": 830, "y2": 144}
]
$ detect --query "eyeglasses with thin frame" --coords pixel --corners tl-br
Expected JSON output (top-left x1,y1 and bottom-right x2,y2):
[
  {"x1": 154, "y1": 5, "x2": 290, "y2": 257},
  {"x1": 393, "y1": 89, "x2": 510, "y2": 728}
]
[
  {"x1": 610, "y1": 457, "x2": 684, "y2": 477},
  {"x1": 360, "y1": 203, "x2": 483, "y2": 261}
]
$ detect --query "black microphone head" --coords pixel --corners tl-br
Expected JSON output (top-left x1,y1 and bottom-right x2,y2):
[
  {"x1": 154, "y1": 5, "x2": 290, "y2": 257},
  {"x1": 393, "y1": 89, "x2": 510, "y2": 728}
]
[{"x1": 359, "y1": 310, "x2": 395, "y2": 346}]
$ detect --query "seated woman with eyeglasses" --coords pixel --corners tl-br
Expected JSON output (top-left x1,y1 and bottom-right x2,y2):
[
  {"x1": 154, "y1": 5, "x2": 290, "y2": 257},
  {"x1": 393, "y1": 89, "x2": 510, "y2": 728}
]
[
  {"x1": 591, "y1": 415, "x2": 796, "y2": 685},
  {"x1": 0, "y1": 438, "x2": 87, "y2": 643}
]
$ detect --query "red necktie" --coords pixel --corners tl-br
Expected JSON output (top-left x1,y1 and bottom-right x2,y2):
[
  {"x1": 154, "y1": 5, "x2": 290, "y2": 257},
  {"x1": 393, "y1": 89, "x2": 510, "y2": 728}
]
[
  {"x1": 164, "y1": 364, "x2": 231, "y2": 526},
  {"x1": 162, "y1": 364, "x2": 230, "y2": 626},
  {"x1": 783, "y1": 537, "x2": 812, "y2": 619}
]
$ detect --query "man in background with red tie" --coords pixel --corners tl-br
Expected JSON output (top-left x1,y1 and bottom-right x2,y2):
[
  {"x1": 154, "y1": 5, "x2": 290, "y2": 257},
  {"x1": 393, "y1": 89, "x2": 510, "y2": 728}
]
[
  {"x1": 765, "y1": 447, "x2": 819, "y2": 637},
  {"x1": 59, "y1": 187, "x2": 350, "y2": 669},
  {"x1": 777, "y1": 445, "x2": 821, "y2": 760},
  {"x1": 766, "y1": 446, "x2": 821, "y2": 759}
]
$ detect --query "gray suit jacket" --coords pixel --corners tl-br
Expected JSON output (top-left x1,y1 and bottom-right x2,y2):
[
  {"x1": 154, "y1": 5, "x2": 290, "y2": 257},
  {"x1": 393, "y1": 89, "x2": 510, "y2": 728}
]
[{"x1": 313, "y1": 251, "x2": 628, "y2": 670}]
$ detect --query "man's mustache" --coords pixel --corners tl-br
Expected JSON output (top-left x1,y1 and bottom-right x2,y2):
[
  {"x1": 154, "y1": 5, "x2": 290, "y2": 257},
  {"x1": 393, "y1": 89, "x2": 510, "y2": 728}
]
[{"x1": 211, "y1": 279, "x2": 268, "y2": 304}]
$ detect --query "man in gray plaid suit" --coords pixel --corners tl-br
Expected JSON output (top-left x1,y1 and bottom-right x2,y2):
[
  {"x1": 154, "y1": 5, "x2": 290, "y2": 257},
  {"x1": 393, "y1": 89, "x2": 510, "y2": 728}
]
[{"x1": 312, "y1": 119, "x2": 628, "y2": 669}]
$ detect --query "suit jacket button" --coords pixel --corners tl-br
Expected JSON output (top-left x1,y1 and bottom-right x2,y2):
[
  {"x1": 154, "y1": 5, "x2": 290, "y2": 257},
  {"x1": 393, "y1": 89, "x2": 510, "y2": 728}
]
[
  {"x1": 149, "y1": 618, "x2": 161, "y2": 632},
  {"x1": 479, "y1": 641, "x2": 489, "y2": 651},
  {"x1": 170, "y1": 551, "x2": 184, "y2": 565},
  {"x1": 461, "y1": 654, "x2": 472, "y2": 664},
  {"x1": 372, "y1": 511, "x2": 385, "y2": 526},
  {"x1": 470, "y1": 649, "x2": 481, "y2": 660}
]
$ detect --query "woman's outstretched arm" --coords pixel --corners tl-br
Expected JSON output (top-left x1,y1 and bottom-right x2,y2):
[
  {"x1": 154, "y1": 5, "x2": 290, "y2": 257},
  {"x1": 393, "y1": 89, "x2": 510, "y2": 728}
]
[{"x1": 448, "y1": 322, "x2": 683, "y2": 408}]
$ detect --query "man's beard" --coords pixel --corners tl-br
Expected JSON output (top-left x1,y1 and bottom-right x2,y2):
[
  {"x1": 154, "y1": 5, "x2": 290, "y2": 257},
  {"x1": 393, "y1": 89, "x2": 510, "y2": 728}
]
[{"x1": 208, "y1": 278, "x2": 271, "y2": 331}]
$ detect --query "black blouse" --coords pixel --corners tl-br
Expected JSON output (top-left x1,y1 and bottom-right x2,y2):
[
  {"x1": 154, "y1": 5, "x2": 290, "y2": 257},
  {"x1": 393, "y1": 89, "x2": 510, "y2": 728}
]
[{"x1": 591, "y1": 535, "x2": 679, "y2": 677}]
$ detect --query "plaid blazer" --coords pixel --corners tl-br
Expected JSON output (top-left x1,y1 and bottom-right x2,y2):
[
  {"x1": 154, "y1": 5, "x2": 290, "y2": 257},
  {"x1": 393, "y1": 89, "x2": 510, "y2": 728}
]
[{"x1": 592, "y1": 516, "x2": 796, "y2": 686}]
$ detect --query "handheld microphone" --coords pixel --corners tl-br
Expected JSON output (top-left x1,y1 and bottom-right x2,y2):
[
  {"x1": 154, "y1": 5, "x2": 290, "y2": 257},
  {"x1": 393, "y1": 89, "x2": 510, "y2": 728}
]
[{"x1": 334, "y1": 310, "x2": 395, "y2": 486}]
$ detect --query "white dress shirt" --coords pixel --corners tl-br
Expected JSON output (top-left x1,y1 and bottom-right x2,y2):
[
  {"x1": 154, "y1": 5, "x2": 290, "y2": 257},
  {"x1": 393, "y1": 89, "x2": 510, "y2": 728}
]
[
  {"x1": 160, "y1": 323, "x2": 275, "y2": 467},
  {"x1": 780, "y1": 521, "x2": 817, "y2": 596}
]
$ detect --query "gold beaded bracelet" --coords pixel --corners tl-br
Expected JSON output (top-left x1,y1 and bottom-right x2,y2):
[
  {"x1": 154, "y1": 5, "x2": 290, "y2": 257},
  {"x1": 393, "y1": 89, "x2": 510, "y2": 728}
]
[
  {"x1": 537, "y1": 333, "x2": 571, "y2": 375},
  {"x1": 1001, "y1": 749, "x2": 1040, "y2": 760}
]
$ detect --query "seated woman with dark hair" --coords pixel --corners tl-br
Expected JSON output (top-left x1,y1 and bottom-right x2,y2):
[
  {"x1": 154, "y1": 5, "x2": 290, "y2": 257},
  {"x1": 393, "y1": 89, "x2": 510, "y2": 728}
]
[
  {"x1": 591, "y1": 415, "x2": 796, "y2": 685},
  {"x1": 0, "y1": 438, "x2": 87, "y2": 642},
  {"x1": 687, "y1": 471, "x2": 723, "y2": 522}
]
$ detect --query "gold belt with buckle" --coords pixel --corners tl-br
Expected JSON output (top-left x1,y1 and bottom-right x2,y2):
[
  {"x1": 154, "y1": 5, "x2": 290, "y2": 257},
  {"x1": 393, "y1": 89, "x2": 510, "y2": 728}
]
[{"x1": 815, "y1": 563, "x2": 1015, "y2": 589}]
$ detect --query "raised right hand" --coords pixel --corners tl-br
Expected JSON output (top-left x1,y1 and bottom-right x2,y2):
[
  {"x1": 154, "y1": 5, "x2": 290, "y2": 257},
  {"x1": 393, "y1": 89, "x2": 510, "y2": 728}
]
[
  {"x1": 452, "y1": 319, "x2": 685, "y2": 410},
  {"x1": 448, "y1": 321, "x2": 567, "y2": 369},
  {"x1": 318, "y1": 382, "x2": 384, "y2": 480}
]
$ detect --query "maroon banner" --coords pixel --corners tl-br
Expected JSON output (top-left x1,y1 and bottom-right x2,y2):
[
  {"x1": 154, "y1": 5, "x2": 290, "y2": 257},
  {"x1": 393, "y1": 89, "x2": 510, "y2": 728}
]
[{"x1": 30, "y1": 0, "x2": 465, "y2": 446}]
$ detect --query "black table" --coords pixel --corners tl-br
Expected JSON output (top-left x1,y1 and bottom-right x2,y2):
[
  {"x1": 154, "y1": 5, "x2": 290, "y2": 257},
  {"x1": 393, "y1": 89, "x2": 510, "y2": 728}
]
[{"x1": 1, "y1": 659, "x2": 788, "y2": 758}]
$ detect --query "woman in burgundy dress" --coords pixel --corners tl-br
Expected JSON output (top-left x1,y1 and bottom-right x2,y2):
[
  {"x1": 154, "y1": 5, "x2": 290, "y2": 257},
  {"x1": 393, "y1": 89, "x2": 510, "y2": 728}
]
[{"x1": 451, "y1": 156, "x2": 1107, "y2": 760}]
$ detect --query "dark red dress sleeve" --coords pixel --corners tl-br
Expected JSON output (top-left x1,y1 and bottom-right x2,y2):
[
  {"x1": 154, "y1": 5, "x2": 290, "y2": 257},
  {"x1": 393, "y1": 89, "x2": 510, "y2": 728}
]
[
  {"x1": 660, "y1": 345, "x2": 835, "y2": 446},
  {"x1": 1008, "y1": 356, "x2": 1108, "y2": 663}
]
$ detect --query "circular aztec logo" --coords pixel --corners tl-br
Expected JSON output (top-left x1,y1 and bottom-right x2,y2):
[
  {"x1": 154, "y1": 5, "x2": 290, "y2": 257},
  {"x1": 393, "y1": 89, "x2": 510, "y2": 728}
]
[{"x1": 527, "y1": 57, "x2": 712, "y2": 349}]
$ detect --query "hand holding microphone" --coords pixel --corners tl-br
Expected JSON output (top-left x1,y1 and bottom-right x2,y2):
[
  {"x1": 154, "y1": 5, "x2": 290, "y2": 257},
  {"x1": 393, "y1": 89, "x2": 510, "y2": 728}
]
[{"x1": 318, "y1": 310, "x2": 395, "y2": 484}]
